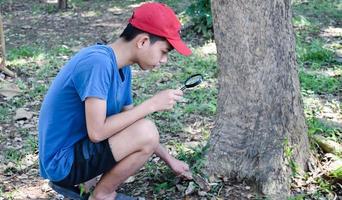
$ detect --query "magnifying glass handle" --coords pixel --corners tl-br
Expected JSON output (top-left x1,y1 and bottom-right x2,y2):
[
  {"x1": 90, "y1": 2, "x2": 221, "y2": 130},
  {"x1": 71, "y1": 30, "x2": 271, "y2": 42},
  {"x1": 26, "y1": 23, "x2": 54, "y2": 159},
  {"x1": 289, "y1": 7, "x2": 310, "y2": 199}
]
[{"x1": 180, "y1": 86, "x2": 186, "y2": 91}]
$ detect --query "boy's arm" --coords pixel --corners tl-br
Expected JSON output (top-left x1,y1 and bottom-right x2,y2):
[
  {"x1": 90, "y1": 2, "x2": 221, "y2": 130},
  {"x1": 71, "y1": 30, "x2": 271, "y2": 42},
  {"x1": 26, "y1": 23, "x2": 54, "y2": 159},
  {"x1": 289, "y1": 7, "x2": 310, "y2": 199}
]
[
  {"x1": 154, "y1": 144, "x2": 193, "y2": 179},
  {"x1": 122, "y1": 104, "x2": 134, "y2": 111},
  {"x1": 85, "y1": 89, "x2": 183, "y2": 142}
]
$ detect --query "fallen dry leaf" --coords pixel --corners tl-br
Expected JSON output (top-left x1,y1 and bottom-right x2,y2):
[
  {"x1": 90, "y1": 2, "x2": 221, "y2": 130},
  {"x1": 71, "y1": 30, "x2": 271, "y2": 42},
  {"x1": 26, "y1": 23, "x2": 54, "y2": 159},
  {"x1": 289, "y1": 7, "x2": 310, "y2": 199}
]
[{"x1": 0, "y1": 81, "x2": 21, "y2": 99}]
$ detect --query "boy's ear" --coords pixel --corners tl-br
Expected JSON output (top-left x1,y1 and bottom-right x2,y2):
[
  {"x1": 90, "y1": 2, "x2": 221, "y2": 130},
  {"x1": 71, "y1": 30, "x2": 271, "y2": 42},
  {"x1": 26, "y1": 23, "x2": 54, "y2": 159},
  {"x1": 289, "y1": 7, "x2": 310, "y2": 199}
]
[{"x1": 136, "y1": 34, "x2": 150, "y2": 49}]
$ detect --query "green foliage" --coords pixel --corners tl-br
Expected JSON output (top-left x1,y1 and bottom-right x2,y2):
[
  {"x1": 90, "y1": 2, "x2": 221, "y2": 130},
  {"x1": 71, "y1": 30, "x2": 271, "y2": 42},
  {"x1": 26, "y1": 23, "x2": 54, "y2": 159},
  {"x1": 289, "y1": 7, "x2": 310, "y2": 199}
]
[
  {"x1": 284, "y1": 139, "x2": 299, "y2": 176},
  {"x1": 288, "y1": 194, "x2": 306, "y2": 200},
  {"x1": 306, "y1": 117, "x2": 341, "y2": 141},
  {"x1": 185, "y1": 0, "x2": 213, "y2": 39},
  {"x1": 330, "y1": 166, "x2": 342, "y2": 178},
  {"x1": 153, "y1": 182, "x2": 173, "y2": 193},
  {"x1": 299, "y1": 71, "x2": 341, "y2": 95},
  {"x1": 0, "y1": 103, "x2": 10, "y2": 123},
  {"x1": 0, "y1": 0, "x2": 10, "y2": 6},
  {"x1": 174, "y1": 143, "x2": 208, "y2": 174},
  {"x1": 4, "y1": 148, "x2": 23, "y2": 165},
  {"x1": 24, "y1": 135, "x2": 38, "y2": 154},
  {"x1": 7, "y1": 46, "x2": 40, "y2": 60},
  {"x1": 317, "y1": 178, "x2": 334, "y2": 193}
]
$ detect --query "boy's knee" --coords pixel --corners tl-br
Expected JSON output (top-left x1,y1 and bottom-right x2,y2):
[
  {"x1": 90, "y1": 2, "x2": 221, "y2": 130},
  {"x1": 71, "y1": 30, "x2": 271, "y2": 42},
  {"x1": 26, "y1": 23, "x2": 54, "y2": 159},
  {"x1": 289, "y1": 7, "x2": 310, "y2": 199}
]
[{"x1": 137, "y1": 119, "x2": 159, "y2": 151}]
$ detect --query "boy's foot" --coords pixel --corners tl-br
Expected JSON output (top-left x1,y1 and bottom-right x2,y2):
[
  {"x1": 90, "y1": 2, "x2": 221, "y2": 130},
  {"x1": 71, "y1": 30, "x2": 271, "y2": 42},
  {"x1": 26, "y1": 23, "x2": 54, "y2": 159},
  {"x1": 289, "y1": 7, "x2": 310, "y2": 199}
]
[{"x1": 49, "y1": 181, "x2": 143, "y2": 200}]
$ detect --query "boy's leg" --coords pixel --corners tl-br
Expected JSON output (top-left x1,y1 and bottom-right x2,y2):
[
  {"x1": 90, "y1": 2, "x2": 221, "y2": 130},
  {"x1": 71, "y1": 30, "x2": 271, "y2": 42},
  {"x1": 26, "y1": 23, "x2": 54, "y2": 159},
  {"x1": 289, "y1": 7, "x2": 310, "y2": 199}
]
[{"x1": 90, "y1": 118, "x2": 159, "y2": 200}]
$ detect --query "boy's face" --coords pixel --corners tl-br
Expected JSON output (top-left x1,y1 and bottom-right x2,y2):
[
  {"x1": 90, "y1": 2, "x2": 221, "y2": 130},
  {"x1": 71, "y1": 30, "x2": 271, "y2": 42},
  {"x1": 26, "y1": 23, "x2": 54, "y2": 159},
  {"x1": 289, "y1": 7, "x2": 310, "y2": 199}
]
[{"x1": 136, "y1": 38, "x2": 172, "y2": 70}]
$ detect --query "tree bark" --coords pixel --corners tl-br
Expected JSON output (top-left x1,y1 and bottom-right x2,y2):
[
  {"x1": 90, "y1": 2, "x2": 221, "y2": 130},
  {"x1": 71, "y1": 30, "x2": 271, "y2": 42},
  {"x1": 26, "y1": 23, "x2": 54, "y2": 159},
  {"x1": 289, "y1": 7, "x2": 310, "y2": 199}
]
[
  {"x1": 58, "y1": 0, "x2": 68, "y2": 10},
  {"x1": 207, "y1": 0, "x2": 309, "y2": 199}
]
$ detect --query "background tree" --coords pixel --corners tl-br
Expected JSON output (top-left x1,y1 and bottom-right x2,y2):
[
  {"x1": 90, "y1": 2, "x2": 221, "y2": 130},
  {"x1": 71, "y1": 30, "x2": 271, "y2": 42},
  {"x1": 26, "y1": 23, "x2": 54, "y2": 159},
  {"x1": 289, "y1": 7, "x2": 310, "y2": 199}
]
[
  {"x1": 207, "y1": 0, "x2": 310, "y2": 199},
  {"x1": 0, "y1": 14, "x2": 14, "y2": 77},
  {"x1": 58, "y1": 0, "x2": 68, "y2": 10}
]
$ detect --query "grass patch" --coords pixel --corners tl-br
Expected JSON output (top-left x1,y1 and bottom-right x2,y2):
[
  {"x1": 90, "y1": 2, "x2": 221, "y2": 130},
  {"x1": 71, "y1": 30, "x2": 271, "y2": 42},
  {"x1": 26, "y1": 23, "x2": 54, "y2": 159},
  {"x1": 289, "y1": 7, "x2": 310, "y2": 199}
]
[
  {"x1": 307, "y1": 117, "x2": 341, "y2": 141},
  {"x1": 296, "y1": 39, "x2": 335, "y2": 69},
  {"x1": 0, "y1": 103, "x2": 11, "y2": 123},
  {"x1": 175, "y1": 143, "x2": 208, "y2": 174},
  {"x1": 299, "y1": 70, "x2": 341, "y2": 95},
  {"x1": 7, "y1": 45, "x2": 42, "y2": 61}
]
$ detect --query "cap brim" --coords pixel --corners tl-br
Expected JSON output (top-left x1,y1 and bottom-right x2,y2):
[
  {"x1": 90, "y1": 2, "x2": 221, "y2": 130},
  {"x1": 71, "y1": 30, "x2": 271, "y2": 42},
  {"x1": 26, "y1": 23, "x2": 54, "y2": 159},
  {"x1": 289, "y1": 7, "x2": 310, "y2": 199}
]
[{"x1": 167, "y1": 38, "x2": 192, "y2": 56}]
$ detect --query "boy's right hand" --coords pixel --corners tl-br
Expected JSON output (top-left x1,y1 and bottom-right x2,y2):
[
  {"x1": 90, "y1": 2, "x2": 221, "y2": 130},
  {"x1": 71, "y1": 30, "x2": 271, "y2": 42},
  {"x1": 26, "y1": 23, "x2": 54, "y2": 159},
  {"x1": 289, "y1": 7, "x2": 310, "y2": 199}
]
[{"x1": 147, "y1": 89, "x2": 183, "y2": 112}]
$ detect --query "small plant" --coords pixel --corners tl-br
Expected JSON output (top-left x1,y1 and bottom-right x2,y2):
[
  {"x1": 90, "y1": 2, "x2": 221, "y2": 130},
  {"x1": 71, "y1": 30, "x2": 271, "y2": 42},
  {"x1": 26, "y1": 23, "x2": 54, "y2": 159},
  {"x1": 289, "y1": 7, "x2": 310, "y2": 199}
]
[
  {"x1": 288, "y1": 194, "x2": 305, "y2": 200},
  {"x1": 284, "y1": 139, "x2": 299, "y2": 176},
  {"x1": 330, "y1": 166, "x2": 342, "y2": 179},
  {"x1": 24, "y1": 135, "x2": 38, "y2": 154},
  {"x1": 5, "y1": 148, "x2": 23, "y2": 165},
  {"x1": 153, "y1": 182, "x2": 173, "y2": 193}
]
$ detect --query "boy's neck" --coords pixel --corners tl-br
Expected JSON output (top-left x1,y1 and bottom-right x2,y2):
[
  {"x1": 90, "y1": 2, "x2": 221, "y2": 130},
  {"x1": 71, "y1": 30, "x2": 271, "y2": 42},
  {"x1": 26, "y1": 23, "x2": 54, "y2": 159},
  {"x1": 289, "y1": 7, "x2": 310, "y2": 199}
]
[{"x1": 109, "y1": 38, "x2": 135, "y2": 69}]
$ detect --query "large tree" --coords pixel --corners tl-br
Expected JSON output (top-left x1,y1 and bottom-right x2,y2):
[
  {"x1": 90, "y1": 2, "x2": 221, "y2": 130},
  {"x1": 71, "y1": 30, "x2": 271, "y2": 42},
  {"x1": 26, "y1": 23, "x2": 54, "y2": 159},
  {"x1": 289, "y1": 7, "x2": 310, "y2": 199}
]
[{"x1": 206, "y1": 0, "x2": 310, "y2": 199}]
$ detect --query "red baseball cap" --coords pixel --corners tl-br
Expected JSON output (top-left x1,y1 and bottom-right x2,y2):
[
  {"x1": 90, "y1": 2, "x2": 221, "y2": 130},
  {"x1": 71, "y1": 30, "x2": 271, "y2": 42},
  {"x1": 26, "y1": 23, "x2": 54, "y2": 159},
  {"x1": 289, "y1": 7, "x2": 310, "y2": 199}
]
[{"x1": 129, "y1": 2, "x2": 192, "y2": 56}]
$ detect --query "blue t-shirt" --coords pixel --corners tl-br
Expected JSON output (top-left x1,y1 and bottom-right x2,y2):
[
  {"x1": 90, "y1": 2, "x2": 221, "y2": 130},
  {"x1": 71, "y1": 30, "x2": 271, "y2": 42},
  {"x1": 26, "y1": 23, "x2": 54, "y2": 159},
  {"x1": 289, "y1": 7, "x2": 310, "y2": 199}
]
[{"x1": 38, "y1": 44, "x2": 132, "y2": 181}]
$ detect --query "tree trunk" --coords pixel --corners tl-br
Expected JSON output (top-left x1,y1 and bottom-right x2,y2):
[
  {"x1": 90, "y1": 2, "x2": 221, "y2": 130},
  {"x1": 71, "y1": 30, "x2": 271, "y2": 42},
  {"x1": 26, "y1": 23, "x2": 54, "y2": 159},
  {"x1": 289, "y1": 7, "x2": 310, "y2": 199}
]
[
  {"x1": 58, "y1": 0, "x2": 68, "y2": 10},
  {"x1": 0, "y1": 14, "x2": 5, "y2": 69},
  {"x1": 0, "y1": 14, "x2": 15, "y2": 77},
  {"x1": 207, "y1": 0, "x2": 309, "y2": 199}
]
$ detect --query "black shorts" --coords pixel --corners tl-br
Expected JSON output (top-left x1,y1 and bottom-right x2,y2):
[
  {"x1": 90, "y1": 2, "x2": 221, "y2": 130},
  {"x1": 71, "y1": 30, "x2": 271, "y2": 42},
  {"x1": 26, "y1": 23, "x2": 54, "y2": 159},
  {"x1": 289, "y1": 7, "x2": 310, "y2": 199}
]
[{"x1": 53, "y1": 137, "x2": 117, "y2": 187}]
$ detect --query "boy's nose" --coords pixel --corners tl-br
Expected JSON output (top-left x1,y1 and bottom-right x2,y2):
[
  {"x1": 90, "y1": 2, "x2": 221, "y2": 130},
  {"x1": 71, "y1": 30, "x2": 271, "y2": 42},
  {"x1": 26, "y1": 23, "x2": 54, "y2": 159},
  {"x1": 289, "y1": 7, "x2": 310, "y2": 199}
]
[{"x1": 160, "y1": 55, "x2": 168, "y2": 64}]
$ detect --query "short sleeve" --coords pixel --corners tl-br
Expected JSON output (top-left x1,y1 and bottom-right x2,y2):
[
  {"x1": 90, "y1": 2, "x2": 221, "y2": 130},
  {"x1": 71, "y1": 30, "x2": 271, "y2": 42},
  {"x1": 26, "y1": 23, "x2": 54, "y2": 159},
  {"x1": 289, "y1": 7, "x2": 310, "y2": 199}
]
[
  {"x1": 71, "y1": 54, "x2": 113, "y2": 101},
  {"x1": 124, "y1": 67, "x2": 133, "y2": 106}
]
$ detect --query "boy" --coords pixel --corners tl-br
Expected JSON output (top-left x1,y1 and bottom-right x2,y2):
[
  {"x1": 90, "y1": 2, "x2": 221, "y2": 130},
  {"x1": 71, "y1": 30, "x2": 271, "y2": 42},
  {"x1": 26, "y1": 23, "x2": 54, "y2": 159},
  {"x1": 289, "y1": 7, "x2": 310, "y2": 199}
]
[{"x1": 39, "y1": 2, "x2": 193, "y2": 200}]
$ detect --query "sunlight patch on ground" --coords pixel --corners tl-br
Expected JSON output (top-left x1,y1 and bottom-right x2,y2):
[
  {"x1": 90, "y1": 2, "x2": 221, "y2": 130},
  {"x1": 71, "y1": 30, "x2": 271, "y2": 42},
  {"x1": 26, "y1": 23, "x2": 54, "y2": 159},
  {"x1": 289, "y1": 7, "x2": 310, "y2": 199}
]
[
  {"x1": 320, "y1": 27, "x2": 342, "y2": 38},
  {"x1": 304, "y1": 68, "x2": 342, "y2": 77},
  {"x1": 107, "y1": 7, "x2": 124, "y2": 14},
  {"x1": 81, "y1": 11, "x2": 98, "y2": 18},
  {"x1": 303, "y1": 95, "x2": 342, "y2": 121},
  {"x1": 3, "y1": 180, "x2": 54, "y2": 200},
  {"x1": 196, "y1": 42, "x2": 217, "y2": 56},
  {"x1": 45, "y1": 0, "x2": 58, "y2": 3},
  {"x1": 7, "y1": 59, "x2": 30, "y2": 66},
  {"x1": 127, "y1": 2, "x2": 144, "y2": 9},
  {"x1": 7, "y1": 53, "x2": 48, "y2": 69}
]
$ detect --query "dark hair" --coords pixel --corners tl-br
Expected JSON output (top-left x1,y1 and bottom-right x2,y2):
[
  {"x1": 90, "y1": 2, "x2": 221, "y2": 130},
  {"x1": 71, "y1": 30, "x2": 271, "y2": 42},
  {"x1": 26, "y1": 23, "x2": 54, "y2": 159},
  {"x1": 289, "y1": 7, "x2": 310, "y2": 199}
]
[{"x1": 119, "y1": 23, "x2": 165, "y2": 44}]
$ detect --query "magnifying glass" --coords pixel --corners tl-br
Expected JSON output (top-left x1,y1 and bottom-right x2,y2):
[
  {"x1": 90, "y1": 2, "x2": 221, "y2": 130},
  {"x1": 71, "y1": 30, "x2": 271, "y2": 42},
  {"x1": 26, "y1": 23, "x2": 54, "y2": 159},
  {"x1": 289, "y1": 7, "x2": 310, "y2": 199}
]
[{"x1": 180, "y1": 74, "x2": 204, "y2": 91}]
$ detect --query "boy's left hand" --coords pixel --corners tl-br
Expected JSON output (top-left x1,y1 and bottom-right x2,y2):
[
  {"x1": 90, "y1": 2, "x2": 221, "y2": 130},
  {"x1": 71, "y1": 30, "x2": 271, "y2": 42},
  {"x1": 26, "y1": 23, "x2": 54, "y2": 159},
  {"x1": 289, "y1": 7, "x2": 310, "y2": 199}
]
[{"x1": 169, "y1": 158, "x2": 193, "y2": 180}]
